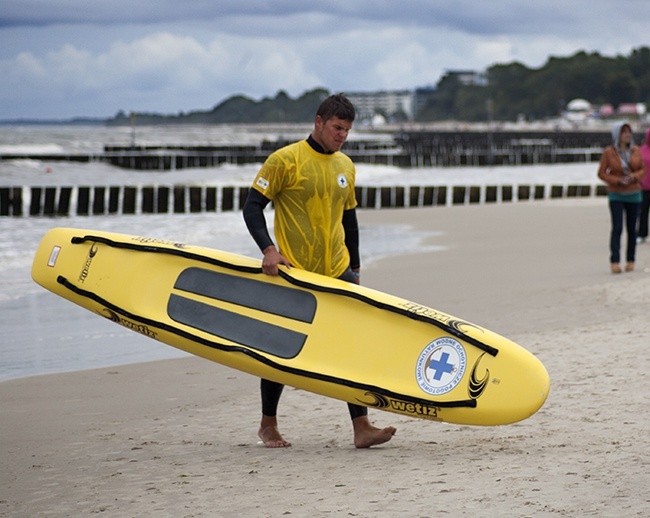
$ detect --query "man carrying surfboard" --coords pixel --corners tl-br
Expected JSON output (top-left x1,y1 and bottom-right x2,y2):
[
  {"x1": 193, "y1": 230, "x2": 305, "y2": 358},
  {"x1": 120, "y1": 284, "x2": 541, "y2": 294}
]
[{"x1": 243, "y1": 93, "x2": 397, "y2": 448}]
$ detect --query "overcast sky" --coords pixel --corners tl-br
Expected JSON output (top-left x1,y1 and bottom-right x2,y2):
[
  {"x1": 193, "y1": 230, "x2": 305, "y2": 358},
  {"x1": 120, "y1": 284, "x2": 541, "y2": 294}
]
[{"x1": 1, "y1": 1, "x2": 648, "y2": 120}]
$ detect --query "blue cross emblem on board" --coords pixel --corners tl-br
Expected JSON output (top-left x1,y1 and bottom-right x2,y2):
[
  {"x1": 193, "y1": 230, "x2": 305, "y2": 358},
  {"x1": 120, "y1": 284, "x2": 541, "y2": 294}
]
[{"x1": 428, "y1": 352, "x2": 455, "y2": 381}]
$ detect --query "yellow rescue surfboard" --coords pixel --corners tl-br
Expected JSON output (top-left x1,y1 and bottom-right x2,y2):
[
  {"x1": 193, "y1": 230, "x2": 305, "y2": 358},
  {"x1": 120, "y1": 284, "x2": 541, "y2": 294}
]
[{"x1": 32, "y1": 228, "x2": 549, "y2": 426}]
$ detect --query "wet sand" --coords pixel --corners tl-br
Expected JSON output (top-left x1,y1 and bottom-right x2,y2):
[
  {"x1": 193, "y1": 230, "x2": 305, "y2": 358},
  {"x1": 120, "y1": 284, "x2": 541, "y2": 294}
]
[{"x1": 2, "y1": 198, "x2": 649, "y2": 517}]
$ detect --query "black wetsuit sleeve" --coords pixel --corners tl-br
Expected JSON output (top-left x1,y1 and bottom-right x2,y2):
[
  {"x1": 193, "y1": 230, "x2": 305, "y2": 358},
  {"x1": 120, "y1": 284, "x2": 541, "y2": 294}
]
[
  {"x1": 242, "y1": 188, "x2": 274, "y2": 252},
  {"x1": 342, "y1": 208, "x2": 360, "y2": 270}
]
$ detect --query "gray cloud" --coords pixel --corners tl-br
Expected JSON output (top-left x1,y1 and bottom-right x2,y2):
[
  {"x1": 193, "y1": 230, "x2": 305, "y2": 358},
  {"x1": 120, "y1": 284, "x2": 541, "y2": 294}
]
[
  {"x1": 1, "y1": 1, "x2": 648, "y2": 118},
  {"x1": 0, "y1": 1, "x2": 634, "y2": 34}
]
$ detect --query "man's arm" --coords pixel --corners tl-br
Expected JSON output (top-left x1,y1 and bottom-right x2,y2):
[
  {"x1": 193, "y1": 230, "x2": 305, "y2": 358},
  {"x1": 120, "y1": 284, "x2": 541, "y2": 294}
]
[
  {"x1": 242, "y1": 188, "x2": 274, "y2": 251},
  {"x1": 242, "y1": 188, "x2": 290, "y2": 275},
  {"x1": 342, "y1": 208, "x2": 360, "y2": 282}
]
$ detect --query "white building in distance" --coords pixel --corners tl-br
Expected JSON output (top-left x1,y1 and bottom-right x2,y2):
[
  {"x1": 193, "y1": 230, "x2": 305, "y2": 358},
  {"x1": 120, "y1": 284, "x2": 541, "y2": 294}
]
[
  {"x1": 346, "y1": 90, "x2": 414, "y2": 123},
  {"x1": 347, "y1": 70, "x2": 487, "y2": 123}
]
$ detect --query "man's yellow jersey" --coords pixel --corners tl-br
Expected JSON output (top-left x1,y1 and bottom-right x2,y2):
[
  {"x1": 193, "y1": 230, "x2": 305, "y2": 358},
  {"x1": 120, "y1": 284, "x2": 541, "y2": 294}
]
[{"x1": 251, "y1": 140, "x2": 357, "y2": 278}]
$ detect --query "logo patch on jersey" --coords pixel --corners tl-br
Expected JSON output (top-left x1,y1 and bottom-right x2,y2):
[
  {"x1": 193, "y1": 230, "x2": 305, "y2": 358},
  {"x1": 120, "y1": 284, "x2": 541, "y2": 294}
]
[
  {"x1": 337, "y1": 174, "x2": 348, "y2": 188},
  {"x1": 256, "y1": 177, "x2": 269, "y2": 190}
]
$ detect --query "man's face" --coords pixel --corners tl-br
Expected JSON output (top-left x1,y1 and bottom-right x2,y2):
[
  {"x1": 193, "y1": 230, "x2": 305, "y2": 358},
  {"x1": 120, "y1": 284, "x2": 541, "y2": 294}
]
[{"x1": 313, "y1": 115, "x2": 352, "y2": 153}]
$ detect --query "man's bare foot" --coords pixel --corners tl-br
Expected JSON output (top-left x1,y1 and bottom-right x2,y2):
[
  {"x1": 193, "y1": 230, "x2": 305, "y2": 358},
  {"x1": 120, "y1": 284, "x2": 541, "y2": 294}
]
[
  {"x1": 258, "y1": 416, "x2": 291, "y2": 448},
  {"x1": 352, "y1": 416, "x2": 396, "y2": 448}
]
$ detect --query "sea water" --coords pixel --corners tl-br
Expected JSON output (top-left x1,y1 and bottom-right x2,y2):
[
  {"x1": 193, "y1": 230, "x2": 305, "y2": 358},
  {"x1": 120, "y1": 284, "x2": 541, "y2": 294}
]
[{"x1": 0, "y1": 124, "x2": 598, "y2": 381}]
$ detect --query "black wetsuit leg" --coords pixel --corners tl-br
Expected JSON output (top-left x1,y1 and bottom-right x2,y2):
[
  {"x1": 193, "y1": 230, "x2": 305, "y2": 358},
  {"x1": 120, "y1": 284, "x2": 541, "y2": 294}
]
[
  {"x1": 261, "y1": 378, "x2": 284, "y2": 417},
  {"x1": 348, "y1": 402, "x2": 368, "y2": 419}
]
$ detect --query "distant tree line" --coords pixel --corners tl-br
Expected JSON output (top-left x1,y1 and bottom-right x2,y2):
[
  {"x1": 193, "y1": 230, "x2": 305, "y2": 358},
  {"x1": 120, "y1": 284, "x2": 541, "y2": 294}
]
[
  {"x1": 418, "y1": 47, "x2": 650, "y2": 122},
  {"x1": 108, "y1": 46, "x2": 650, "y2": 125},
  {"x1": 108, "y1": 89, "x2": 331, "y2": 126}
]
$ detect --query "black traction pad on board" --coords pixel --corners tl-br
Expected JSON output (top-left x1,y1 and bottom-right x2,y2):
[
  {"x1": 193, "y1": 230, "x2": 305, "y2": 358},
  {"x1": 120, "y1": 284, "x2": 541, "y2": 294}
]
[
  {"x1": 168, "y1": 267, "x2": 317, "y2": 358},
  {"x1": 173, "y1": 267, "x2": 317, "y2": 322}
]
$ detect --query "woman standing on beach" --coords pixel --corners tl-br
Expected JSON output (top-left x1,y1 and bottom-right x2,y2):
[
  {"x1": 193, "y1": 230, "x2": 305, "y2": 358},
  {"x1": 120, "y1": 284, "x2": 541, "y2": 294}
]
[
  {"x1": 637, "y1": 127, "x2": 650, "y2": 243},
  {"x1": 597, "y1": 122, "x2": 645, "y2": 273}
]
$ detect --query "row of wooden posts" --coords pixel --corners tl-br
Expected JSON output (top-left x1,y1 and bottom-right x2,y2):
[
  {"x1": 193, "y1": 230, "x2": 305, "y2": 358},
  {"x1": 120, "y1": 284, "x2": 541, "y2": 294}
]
[
  {"x1": 0, "y1": 183, "x2": 607, "y2": 217},
  {"x1": 0, "y1": 130, "x2": 615, "y2": 171}
]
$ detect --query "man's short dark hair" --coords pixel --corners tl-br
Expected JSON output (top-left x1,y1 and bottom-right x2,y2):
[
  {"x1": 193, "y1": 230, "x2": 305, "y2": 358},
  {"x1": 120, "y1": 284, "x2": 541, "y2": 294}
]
[{"x1": 316, "y1": 93, "x2": 355, "y2": 122}]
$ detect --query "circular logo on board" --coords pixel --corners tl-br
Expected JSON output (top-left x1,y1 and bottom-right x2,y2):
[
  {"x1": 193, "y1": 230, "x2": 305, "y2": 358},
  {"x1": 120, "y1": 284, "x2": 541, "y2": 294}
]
[{"x1": 415, "y1": 337, "x2": 467, "y2": 395}]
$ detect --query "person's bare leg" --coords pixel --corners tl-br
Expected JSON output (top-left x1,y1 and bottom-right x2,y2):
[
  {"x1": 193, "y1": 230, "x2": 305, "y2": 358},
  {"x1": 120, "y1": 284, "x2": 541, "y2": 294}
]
[
  {"x1": 258, "y1": 415, "x2": 291, "y2": 448},
  {"x1": 352, "y1": 416, "x2": 396, "y2": 448}
]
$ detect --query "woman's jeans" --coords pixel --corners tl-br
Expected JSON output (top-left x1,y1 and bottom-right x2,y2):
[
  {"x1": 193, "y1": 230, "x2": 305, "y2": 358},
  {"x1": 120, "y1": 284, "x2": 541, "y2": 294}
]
[
  {"x1": 609, "y1": 199, "x2": 640, "y2": 263},
  {"x1": 638, "y1": 190, "x2": 650, "y2": 239}
]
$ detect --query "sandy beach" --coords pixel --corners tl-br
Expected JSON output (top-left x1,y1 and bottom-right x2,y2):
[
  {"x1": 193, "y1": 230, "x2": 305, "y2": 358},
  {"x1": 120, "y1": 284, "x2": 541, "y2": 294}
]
[{"x1": 2, "y1": 198, "x2": 649, "y2": 517}]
